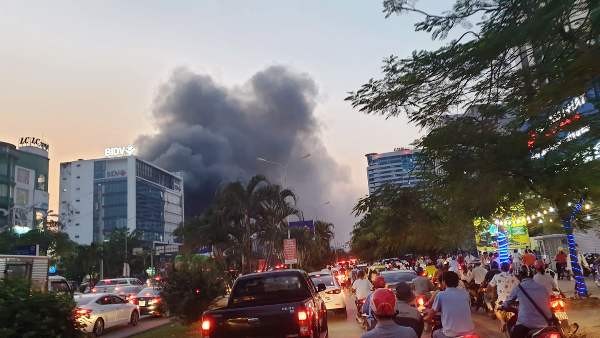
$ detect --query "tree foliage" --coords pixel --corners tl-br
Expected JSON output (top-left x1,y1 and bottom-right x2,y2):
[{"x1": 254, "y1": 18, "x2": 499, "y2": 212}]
[
  {"x1": 350, "y1": 185, "x2": 474, "y2": 261},
  {"x1": 177, "y1": 175, "x2": 334, "y2": 273},
  {"x1": 0, "y1": 278, "x2": 83, "y2": 338}
]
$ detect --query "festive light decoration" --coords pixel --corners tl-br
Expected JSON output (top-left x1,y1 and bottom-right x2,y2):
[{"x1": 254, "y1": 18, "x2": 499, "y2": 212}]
[
  {"x1": 496, "y1": 228, "x2": 510, "y2": 264},
  {"x1": 562, "y1": 199, "x2": 589, "y2": 297}
]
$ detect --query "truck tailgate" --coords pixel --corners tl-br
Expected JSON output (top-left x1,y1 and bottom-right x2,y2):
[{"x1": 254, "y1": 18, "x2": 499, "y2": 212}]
[{"x1": 211, "y1": 302, "x2": 301, "y2": 337}]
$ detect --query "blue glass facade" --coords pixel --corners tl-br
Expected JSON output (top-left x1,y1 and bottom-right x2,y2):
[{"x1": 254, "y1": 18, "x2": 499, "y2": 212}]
[
  {"x1": 366, "y1": 149, "x2": 421, "y2": 194},
  {"x1": 136, "y1": 179, "x2": 165, "y2": 242},
  {"x1": 93, "y1": 160, "x2": 128, "y2": 242}
]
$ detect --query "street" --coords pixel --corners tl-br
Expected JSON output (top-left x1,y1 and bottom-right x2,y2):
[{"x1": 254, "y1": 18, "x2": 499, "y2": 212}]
[
  {"x1": 100, "y1": 316, "x2": 170, "y2": 338},
  {"x1": 328, "y1": 290, "x2": 503, "y2": 338}
]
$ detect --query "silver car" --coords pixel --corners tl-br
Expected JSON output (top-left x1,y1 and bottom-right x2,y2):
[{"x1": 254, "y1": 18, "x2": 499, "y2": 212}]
[{"x1": 74, "y1": 293, "x2": 140, "y2": 336}]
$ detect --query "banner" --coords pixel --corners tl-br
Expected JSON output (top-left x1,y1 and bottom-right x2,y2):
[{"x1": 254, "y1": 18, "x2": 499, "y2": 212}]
[
  {"x1": 283, "y1": 239, "x2": 298, "y2": 264},
  {"x1": 474, "y1": 214, "x2": 530, "y2": 253}
]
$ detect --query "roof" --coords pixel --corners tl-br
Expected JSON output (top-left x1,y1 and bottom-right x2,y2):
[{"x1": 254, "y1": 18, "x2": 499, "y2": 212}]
[{"x1": 239, "y1": 269, "x2": 306, "y2": 280}]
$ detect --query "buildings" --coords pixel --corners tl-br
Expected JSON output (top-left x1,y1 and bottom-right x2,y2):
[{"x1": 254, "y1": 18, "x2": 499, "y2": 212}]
[
  {"x1": 365, "y1": 147, "x2": 421, "y2": 194},
  {"x1": 0, "y1": 138, "x2": 50, "y2": 233},
  {"x1": 59, "y1": 154, "x2": 184, "y2": 245}
]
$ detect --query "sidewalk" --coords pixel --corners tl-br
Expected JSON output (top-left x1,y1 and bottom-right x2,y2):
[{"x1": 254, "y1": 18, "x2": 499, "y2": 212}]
[{"x1": 557, "y1": 277, "x2": 600, "y2": 338}]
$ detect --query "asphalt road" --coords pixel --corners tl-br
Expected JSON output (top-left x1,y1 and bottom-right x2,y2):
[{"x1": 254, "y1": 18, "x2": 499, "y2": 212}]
[
  {"x1": 328, "y1": 291, "x2": 503, "y2": 338},
  {"x1": 99, "y1": 316, "x2": 170, "y2": 338}
]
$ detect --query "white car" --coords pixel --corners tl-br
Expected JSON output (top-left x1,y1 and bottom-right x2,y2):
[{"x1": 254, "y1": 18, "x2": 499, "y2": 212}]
[
  {"x1": 309, "y1": 272, "x2": 346, "y2": 316},
  {"x1": 92, "y1": 278, "x2": 144, "y2": 294},
  {"x1": 74, "y1": 293, "x2": 140, "y2": 336}
]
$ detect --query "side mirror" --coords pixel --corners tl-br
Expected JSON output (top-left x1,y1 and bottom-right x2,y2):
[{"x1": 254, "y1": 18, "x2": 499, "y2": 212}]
[{"x1": 317, "y1": 283, "x2": 327, "y2": 292}]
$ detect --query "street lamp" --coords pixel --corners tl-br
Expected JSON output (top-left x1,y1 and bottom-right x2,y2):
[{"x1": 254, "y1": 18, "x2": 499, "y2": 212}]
[{"x1": 257, "y1": 153, "x2": 312, "y2": 239}]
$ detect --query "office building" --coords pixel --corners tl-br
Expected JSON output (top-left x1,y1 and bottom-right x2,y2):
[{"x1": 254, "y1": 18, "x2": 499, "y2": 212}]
[
  {"x1": 365, "y1": 147, "x2": 421, "y2": 194},
  {"x1": 0, "y1": 138, "x2": 50, "y2": 233},
  {"x1": 59, "y1": 154, "x2": 184, "y2": 245}
]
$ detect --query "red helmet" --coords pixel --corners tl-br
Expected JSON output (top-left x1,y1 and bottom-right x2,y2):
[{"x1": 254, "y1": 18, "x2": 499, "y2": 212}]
[
  {"x1": 534, "y1": 260, "x2": 545, "y2": 271},
  {"x1": 369, "y1": 288, "x2": 396, "y2": 316},
  {"x1": 373, "y1": 276, "x2": 386, "y2": 289}
]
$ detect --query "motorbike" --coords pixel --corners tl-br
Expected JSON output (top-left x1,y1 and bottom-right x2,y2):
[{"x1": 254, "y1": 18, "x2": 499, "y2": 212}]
[
  {"x1": 501, "y1": 302, "x2": 575, "y2": 338},
  {"x1": 426, "y1": 313, "x2": 479, "y2": 338},
  {"x1": 549, "y1": 293, "x2": 579, "y2": 335}
]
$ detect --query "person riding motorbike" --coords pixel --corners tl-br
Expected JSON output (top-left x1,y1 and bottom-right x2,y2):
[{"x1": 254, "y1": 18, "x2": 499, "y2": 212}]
[
  {"x1": 502, "y1": 265, "x2": 554, "y2": 338},
  {"x1": 488, "y1": 262, "x2": 519, "y2": 328},
  {"x1": 532, "y1": 260, "x2": 559, "y2": 294},
  {"x1": 362, "y1": 275, "x2": 387, "y2": 326},
  {"x1": 354, "y1": 270, "x2": 373, "y2": 316},
  {"x1": 426, "y1": 271, "x2": 475, "y2": 338},
  {"x1": 412, "y1": 266, "x2": 436, "y2": 297},
  {"x1": 360, "y1": 288, "x2": 418, "y2": 338},
  {"x1": 394, "y1": 282, "x2": 424, "y2": 337},
  {"x1": 482, "y1": 261, "x2": 501, "y2": 314}
]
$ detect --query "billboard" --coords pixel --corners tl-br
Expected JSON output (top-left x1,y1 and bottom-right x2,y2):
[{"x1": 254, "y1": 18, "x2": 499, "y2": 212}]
[{"x1": 474, "y1": 214, "x2": 530, "y2": 253}]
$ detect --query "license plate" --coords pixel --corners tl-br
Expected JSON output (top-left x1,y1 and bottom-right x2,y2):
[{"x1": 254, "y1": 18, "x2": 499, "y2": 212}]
[
  {"x1": 139, "y1": 300, "x2": 146, "y2": 306},
  {"x1": 555, "y1": 312, "x2": 568, "y2": 321}
]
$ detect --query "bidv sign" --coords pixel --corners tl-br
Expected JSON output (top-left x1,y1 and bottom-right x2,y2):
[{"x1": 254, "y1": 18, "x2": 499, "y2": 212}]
[
  {"x1": 19, "y1": 137, "x2": 49, "y2": 151},
  {"x1": 104, "y1": 145, "x2": 136, "y2": 157}
]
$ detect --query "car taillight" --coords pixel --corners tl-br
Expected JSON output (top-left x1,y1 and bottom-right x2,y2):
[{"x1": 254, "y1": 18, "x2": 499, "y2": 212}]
[
  {"x1": 417, "y1": 296, "x2": 425, "y2": 307},
  {"x1": 550, "y1": 299, "x2": 565, "y2": 310},
  {"x1": 201, "y1": 315, "x2": 213, "y2": 337},
  {"x1": 92, "y1": 288, "x2": 97, "y2": 293},
  {"x1": 325, "y1": 289, "x2": 341, "y2": 294},
  {"x1": 75, "y1": 307, "x2": 92, "y2": 318},
  {"x1": 540, "y1": 333, "x2": 561, "y2": 338},
  {"x1": 296, "y1": 306, "x2": 313, "y2": 337},
  {"x1": 461, "y1": 335, "x2": 479, "y2": 338},
  {"x1": 129, "y1": 297, "x2": 137, "y2": 304},
  {"x1": 149, "y1": 297, "x2": 161, "y2": 304}
]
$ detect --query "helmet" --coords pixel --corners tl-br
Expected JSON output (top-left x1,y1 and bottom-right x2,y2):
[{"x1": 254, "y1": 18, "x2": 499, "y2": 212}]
[
  {"x1": 373, "y1": 276, "x2": 386, "y2": 289},
  {"x1": 369, "y1": 288, "x2": 396, "y2": 317},
  {"x1": 534, "y1": 260, "x2": 545, "y2": 271}
]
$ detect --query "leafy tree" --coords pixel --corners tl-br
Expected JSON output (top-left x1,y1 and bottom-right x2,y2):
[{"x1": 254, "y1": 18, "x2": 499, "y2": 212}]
[
  {"x1": 162, "y1": 256, "x2": 224, "y2": 323},
  {"x1": 291, "y1": 220, "x2": 334, "y2": 271},
  {"x1": 0, "y1": 278, "x2": 83, "y2": 338},
  {"x1": 350, "y1": 185, "x2": 473, "y2": 261},
  {"x1": 101, "y1": 228, "x2": 146, "y2": 279},
  {"x1": 348, "y1": 0, "x2": 600, "y2": 295}
]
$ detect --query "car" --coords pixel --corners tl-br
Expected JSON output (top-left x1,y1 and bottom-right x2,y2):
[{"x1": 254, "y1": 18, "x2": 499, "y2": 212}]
[
  {"x1": 201, "y1": 269, "x2": 328, "y2": 338},
  {"x1": 74, "y1": 293, "x2": 140, "y2": 336},
  {"x1": 92, "y1": 278, "x2": 144, "y2": 294},
  {"x1": 309, "y1": 272, "x2": 346, "y2": 316},
  {"x1": 131, "y1": 287, "x2": 169, "y2": 317},
  {"x1": 379, "y1": 270, "x2": 418, "y2": 289},
  {"x1": 48, "y1": 275, "x2": 72, "y2": 294}
]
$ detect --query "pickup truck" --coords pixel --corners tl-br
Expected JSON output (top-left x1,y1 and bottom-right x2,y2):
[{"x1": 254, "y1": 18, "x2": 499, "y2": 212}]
[{"x1": 201, "y1": 269, "x2": 329, "y2": 338}]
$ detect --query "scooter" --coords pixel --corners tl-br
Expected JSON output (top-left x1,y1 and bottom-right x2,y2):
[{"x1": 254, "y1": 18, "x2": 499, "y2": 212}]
[
  {"x1": 549, "y1": 293, "x2": 579, "y2": 335},
  {"x1": 501, "y1": 303, "x2": 570, "y2": 338}
]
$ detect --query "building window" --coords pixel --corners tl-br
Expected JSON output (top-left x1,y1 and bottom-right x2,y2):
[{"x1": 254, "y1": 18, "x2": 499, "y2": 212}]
[
  {"x1": 62, "y1": 177, "x2": 67, "y2": 181},
  {"x1": 75, "y1": 211, "x2": 80, "y2": 214},
  {"x1": 76, "y1": 176, "x2": 80, "y2": 179},
  {"x1": 76, "y1": 164, "x2": 81, "y2": 167},
  {"x1": 0, "y1": 184, "x2": 8, "y2": 198},
  {"x1": 75, "y1": 235, "x2": 79, "y2": 239},
  {"x1": 76, "y1": 187, "x2": 80, "y2": 191},
  {"x1": 94, "y1": 161, "x2": 106, "y2": 179},
  {"x1": 36, "y1": 174, "x2": 47, "y2": 191},
  {"x1": 75, "y1": 199, "x2": 80, "y2": 202},
  {"x1": 16, "y1": 168, "x2": 30, "y2": 185},
  {"x1": 75, "y1": 223, "x2": 80, "y2": 226}
]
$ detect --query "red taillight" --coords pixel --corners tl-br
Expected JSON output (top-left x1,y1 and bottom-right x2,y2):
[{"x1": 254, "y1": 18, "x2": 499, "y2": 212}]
[
  {"x1": 201, "y1": 316, "x2": 213, "y2": 337},
  {"x1": 298, "y1": 310, "x2": 308, "y2": 321},
  {"x1": 325, "y1": 288, "x2": 341, "y2": 294},
  {"x1": 92, "y1": 288, "x2": 97, "y2": 293},
  {"x1": 417, "y1": 296, "x2": 425, "y2": 306},
  {"x1": 296, "y1": 306, "x2": 313, "y2": 336},
  {"x1": 149, "y1": 297, "x2": 161, "y2": 304},
  {"x1": 461, "y1": 335, "x2": 480, "y2": 338},
  {"x1": 550, "y1": 299, "x2": 565, "y2": 310},
  {"x1": 129, "y1": 297, "x2": 137, "y2": 304},
  {"x1": 540, "y1": 333, "x2": 561, "y2": 338},
  {"x1": 75, "y1": 307, "x2": 92, "y2": 318}
]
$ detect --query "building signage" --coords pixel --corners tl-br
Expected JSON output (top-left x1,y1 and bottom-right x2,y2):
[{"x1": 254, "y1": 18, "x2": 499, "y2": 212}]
[
  {"x1": 104, "y1": 145, "x2": 136, "y2": 157},
  {"x1": 19, "y1": 137, "x2": 49, "y2": 151},
  {"x1": 283, "y1": 239, "x2": 298, "y2": 265},
  {"x1": 106, "y1": 169, "x2": 127, "y2": 178}
]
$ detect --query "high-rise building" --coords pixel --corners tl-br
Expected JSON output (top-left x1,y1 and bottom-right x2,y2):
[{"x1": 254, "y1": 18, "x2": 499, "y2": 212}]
[
  {"x1": 0, "y1": 138, "x2": 50, "y2": 233},
  {"x1": 365, "y1": 147, "x2": 421, "y2": 194},
  {"x1": 59, "y1": 154, "x2": 184, "y2": 245}
]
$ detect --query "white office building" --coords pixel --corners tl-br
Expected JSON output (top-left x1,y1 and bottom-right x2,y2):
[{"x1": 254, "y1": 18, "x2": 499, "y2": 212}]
[
  {"x1": 365, "y1": 148, "x2": 421, "y2": 194},
  {"x1": 59, "y1": 156, "x2": 184, "y2": 245}
]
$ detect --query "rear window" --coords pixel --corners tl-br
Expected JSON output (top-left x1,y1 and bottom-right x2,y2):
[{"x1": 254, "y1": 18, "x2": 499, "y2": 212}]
[
  {"x1": 138, "y1": 288, "x2": 160, "y2": 296},
  {"x1": 75, "y1": 297, "x2": 95, "y2": 305},
  {"x1": 96, "y1": 279, "x2": 128, "y2": 286},
  {"x1": 310, "y1": 275, "x2": 335, "y2": 287},
  {"x1": 381, "y1": 272, "x2": 416, "y2": 284},
  {"x1": 230, "y1": 274, "x2": 310, "y2": 307},
  {"x1": 50, "y1": 281, "x2": 71, "y2": 292}
]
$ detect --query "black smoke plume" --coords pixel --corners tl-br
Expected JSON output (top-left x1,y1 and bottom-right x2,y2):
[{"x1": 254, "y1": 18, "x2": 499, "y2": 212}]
[{"x1": 136, "y1": 66, "x2": 351, "y2": 234}]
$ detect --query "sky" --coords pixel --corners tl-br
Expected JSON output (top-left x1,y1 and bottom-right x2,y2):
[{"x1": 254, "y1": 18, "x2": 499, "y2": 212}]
[{"x1": 0, "y1": 0, "x2": 454, "y2": 243}]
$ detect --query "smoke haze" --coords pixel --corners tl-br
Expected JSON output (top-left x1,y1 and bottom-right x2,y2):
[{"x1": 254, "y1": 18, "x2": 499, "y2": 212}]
[{"x1": 136, "y1": 65, "x2": 354, "y2": 241}]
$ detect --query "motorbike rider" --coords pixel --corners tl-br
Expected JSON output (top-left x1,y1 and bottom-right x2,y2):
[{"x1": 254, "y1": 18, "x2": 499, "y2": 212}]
[
  {"x1": 362, "y1": 276, "x2": 387, "y2": 319},
  {"x1": 353, "y1": 270, "x2": 373, "y2": 304},
  {"x1": 488, "y1": 262, "x2": 519, "y2": 327},
  {"x1": 427, "y1": 271, "x2": 475, "y2": 338},
  {"x1": 412, "y1": 266, "x2": 436, "y2": 297},
  {"x1": 360, "y1": 288, "x2": 418, "y2": 338},
  {"x1": 502, "y1": 266, "x2": 553, "y2": 338},
  {"x1": 394, "y1": 282, "x2": 424, "y2": 337},
  {"x1": 532, "y1": 260, "x2": 559, "y2": 294},
  {"x1": 482, "y1": 261, "x2": 501, "y2": 314}
]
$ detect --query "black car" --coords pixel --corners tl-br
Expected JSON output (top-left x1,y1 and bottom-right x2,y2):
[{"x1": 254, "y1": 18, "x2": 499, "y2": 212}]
[
  {"x1": 132, "y1": 287, "x2": 168, "y2": 317},
  {"x1": 201, "y1": 269, "x2": 328, "y2": 338}
]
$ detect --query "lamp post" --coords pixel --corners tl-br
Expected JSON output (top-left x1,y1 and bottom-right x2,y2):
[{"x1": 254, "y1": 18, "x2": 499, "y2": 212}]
[{"x1": 257, "y1": 154, "x2": 311, "y2": 239}]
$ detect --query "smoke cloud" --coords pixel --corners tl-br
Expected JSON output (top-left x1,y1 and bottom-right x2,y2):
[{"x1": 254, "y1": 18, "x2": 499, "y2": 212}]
[{"x1": 136, "y1": 66, "x2": 352, "y2": 240}]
